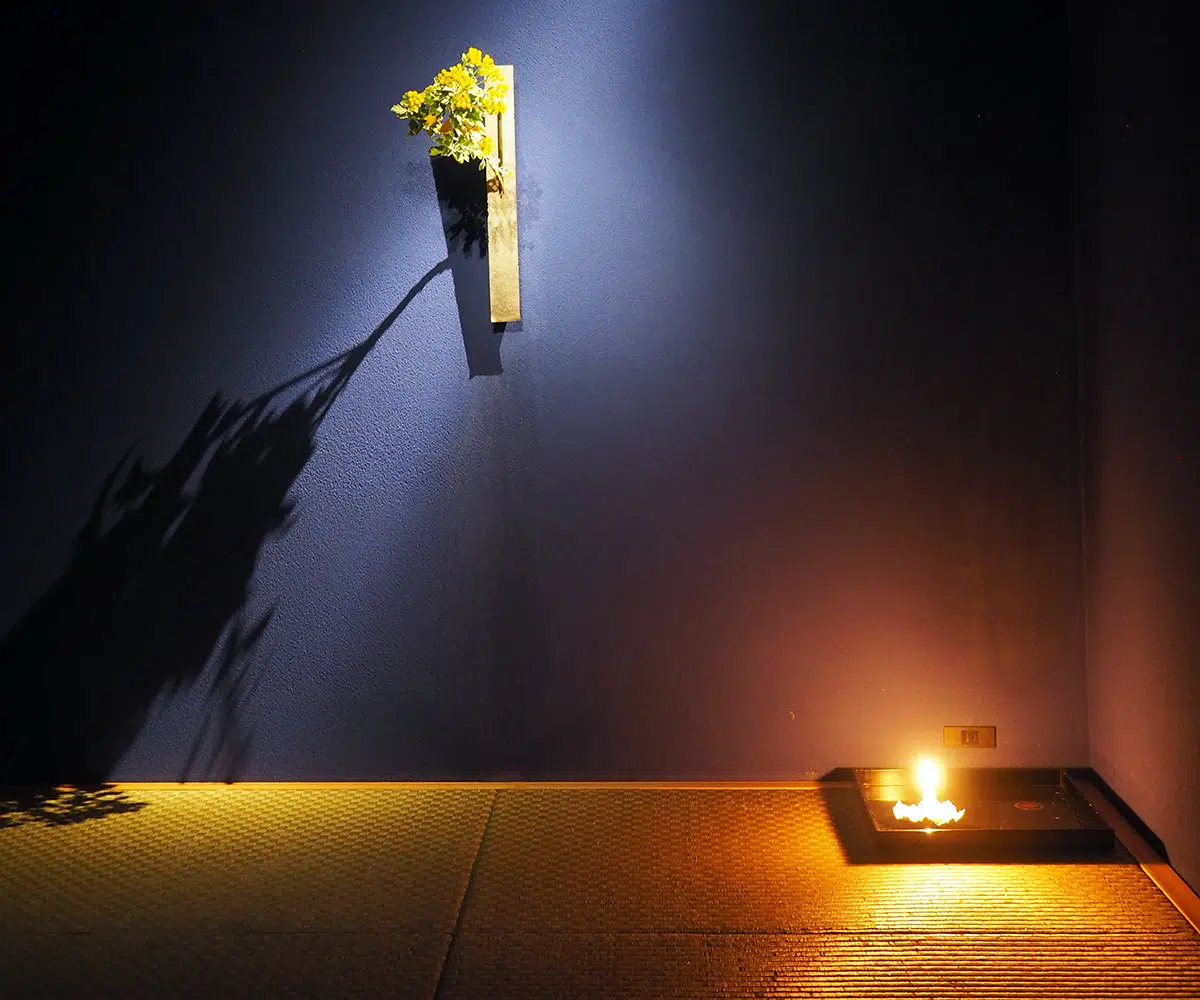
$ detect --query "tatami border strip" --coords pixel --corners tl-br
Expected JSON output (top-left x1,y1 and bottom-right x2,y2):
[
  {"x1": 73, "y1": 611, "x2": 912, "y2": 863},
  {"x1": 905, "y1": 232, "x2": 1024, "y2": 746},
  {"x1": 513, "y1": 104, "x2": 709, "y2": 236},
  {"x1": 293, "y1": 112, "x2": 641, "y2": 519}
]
[{"x1": 104, "y1": 781, "x2": 841, "y2": 790}]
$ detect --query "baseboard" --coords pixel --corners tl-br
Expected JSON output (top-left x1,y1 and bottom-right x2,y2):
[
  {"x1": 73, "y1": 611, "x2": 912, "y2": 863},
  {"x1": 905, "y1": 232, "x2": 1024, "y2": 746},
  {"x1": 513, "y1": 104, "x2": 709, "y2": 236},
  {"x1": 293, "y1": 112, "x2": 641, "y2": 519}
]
[{"x1": 1067, "y1": 766, "x2": 1172, "y2": 862}]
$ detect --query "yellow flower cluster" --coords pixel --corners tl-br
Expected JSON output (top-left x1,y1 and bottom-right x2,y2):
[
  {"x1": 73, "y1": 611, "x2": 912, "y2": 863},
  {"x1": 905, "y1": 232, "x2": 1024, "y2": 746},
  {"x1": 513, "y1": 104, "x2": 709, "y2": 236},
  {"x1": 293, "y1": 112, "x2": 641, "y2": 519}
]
[
  {"x1": 468, "y1": 48, "x2": 503, "y2": 82},
  {"x1": 392, "y1": 45, "x2": 512, "y2": 190},
  {"x1": 434, "y1": 63, "x2": 475, "y2": 90},
  {"x1": 480, "y1": 81, "x2": 508, "y2": 116}
]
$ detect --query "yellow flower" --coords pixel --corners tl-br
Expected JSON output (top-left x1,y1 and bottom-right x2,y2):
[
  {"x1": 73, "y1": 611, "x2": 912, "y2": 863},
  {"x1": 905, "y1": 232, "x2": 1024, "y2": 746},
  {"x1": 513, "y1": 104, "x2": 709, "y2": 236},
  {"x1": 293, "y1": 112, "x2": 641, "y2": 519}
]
[{"x1": 396, "y1": 53, "x2": 509, "y2": 160}]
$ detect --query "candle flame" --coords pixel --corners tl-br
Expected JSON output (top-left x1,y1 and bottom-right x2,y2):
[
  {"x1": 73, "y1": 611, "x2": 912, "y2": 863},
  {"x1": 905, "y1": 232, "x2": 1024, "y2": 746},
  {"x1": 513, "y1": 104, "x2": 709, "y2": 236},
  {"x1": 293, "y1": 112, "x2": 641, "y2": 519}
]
[{"x1": 893, "y1": 757, "x2": 966, "y2": 826}]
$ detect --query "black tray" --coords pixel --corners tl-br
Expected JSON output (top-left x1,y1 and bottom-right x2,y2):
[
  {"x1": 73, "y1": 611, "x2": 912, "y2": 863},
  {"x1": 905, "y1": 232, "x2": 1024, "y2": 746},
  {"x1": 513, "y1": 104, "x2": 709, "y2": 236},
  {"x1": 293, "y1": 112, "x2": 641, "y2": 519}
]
[{"x1": 852, "y1": 767, "x2": 1115, "y2": 859}]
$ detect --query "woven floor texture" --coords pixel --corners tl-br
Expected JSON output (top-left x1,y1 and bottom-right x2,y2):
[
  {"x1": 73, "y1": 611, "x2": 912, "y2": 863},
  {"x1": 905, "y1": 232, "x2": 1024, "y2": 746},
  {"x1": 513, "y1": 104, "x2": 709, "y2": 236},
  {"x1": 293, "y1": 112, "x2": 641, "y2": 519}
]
[{"x1": 1, "y1": 783, "x2": 1198, "y2": 998}]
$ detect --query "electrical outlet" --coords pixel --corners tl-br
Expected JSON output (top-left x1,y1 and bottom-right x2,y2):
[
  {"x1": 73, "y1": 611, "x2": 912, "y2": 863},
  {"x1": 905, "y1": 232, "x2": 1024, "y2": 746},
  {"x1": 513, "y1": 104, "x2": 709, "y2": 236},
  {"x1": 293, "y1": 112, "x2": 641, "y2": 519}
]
[{"x1": 943, "y1": 725, "x2": 996, "y2": 748}]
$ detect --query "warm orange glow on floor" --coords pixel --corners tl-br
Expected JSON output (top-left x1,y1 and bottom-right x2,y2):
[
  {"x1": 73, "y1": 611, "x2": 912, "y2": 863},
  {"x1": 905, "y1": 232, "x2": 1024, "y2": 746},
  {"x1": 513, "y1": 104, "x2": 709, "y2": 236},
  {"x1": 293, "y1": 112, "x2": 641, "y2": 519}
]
[{"x1": 0, "y1": 782, "x2": 1197, "y2": 997}]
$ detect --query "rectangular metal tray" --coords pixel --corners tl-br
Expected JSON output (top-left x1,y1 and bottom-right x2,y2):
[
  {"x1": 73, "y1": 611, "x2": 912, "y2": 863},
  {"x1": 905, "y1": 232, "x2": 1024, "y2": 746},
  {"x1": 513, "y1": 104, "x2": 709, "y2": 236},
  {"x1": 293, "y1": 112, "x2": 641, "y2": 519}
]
[{"x1": 853, "y1": 767, "x2": 1115, "y2": 858}]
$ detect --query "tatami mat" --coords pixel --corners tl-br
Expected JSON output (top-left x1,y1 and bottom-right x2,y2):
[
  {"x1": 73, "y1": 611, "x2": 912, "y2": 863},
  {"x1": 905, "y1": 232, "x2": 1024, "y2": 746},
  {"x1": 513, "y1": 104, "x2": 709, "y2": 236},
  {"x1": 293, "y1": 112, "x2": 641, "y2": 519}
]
[
  {"x1": 0, "y1": 930, "x2": 448, "y2": 1000},
  {"x1": 2, "y1": 783, "x2": 1198, "y2": 998},
  {"x1": 437, "y1": 932, "x2": 1200, "y2": 999},
  {"x1": 0, "y1": 786, "x2": 493, "y2": 933},
  {"x1": 461, "y1": 787, "x2": 1189, "y2": 934}
]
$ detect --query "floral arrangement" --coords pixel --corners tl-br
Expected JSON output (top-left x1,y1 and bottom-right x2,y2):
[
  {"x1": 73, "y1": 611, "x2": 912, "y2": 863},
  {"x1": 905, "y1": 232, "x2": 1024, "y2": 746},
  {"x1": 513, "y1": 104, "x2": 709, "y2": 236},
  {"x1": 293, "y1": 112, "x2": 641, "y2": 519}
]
[{"x1": 392, "y1": 47, "x2": 511, "y2": 192}]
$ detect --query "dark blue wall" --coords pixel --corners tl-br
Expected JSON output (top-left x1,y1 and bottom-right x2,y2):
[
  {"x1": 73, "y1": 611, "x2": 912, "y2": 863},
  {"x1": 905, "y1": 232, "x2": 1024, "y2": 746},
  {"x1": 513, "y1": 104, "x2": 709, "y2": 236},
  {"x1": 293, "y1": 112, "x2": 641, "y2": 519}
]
[
  {"x1": 3, "y1": 1, "x2": 1084, "y2": 782},
  {"x1": 1072, "y1": 2, "x2": 1200, "y2": 890}
]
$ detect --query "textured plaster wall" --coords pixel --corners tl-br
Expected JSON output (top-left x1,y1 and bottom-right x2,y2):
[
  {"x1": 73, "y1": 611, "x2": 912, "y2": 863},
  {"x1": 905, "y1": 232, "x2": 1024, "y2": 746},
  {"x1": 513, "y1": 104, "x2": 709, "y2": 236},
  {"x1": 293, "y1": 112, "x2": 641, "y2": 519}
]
[
  {"x1": 2, "y1": 1, "x2": 1084, "y2": 781},
  {"x1": 1072, "y1": 2, "x2": 1200, "y2": 890}
]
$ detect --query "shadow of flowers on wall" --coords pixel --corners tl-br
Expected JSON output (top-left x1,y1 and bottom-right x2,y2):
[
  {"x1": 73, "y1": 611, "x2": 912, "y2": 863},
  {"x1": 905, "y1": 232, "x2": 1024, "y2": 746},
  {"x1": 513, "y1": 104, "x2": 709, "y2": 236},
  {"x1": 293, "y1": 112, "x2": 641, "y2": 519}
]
[{"x1": 0, "y1": 260, "x2": 450, "y2": 794}]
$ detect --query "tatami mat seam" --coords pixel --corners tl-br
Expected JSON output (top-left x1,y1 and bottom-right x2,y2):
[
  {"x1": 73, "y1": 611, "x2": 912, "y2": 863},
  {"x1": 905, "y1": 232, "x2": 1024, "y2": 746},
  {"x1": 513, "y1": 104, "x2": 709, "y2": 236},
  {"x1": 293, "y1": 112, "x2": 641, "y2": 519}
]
[{"x1": 431, "y1": 787, "x2": 498, "y2": 999}]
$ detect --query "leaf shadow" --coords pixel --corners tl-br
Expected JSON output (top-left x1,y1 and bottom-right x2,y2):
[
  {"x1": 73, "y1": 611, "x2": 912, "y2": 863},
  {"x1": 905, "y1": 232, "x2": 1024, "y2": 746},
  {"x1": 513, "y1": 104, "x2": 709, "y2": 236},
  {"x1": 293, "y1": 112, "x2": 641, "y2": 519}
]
[{"x1": 0, "y1": 260, "x2": 450, "y2": 800}]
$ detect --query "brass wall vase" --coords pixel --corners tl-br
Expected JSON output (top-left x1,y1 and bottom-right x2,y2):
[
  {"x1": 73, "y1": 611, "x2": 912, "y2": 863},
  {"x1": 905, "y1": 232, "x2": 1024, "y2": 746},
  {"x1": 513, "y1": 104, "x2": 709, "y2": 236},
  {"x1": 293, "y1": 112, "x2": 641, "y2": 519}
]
[{"x1": 485, "y1": 65, "x2": 520, "y2": 323}]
